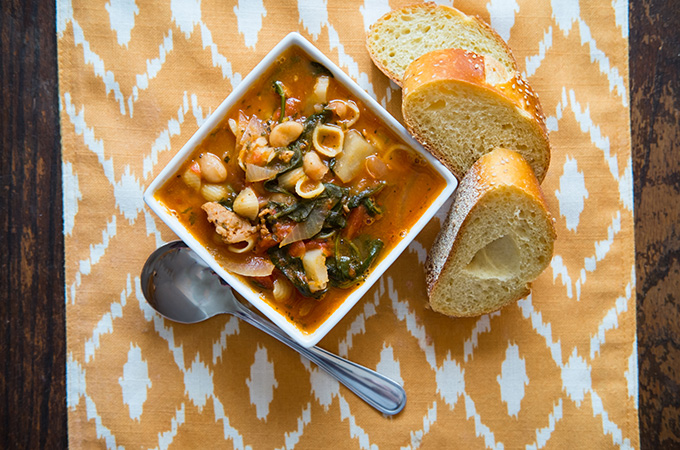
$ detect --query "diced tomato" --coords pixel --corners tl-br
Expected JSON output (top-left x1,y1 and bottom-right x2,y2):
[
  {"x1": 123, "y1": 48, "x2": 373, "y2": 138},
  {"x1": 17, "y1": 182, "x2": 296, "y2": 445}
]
[
  {"x1": 273, "y1": 222, "x2": 295, "y2": 240},
  {"x1": 272, "y1": 109, "x2": 282, "y2": 122},
  {"x1": 189, "y1": 161, "x2": 201, "y2": 175},
  {"x1": 305, "y1": 239, "x2": 333, "y2": 257},
  {"x1": 250, "y1": 147, "x2": 270, "y2": 165},
  {"x1": 285, "y1": 98, "x2": 302, "y2": 117},
  {"x1": 345, "y1": 205, "x2": 367, "y2": 240},
  {"x1": 272, "y1": 98, "x2": 302, "y2": 122},
  {"x1": 251, "y1": 275, "x2": 274, "y2": 290},
  {"x1": 254, "y1": 233, "x2": 278, "y2": 254},
  {"x1": 288, "y1": 241, "x2": 306, "y2": 258}
]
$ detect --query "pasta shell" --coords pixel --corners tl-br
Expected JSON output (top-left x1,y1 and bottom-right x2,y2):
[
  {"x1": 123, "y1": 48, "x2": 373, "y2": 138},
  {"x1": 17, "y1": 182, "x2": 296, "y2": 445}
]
[
  {"x1": 272, "y1": 277, "x2": 293, "y2": 302},
  {"x1": 313, "y1": 123, "x2": 344, "y2": 157},
  {"x1": 295, "y1": 177, "x2": 325, "y2": 199},
  {"x1": 228, "y1": 236, "x2": 256, "y2": 254},
  {"x1": 200, "y1": 183, "x2": 230, "y2": 202},
  {"x1": 233, "y1": 187, "x2": 259, "y2": 221},
  {"x1": 328, "y1": 99, "x2": 360, "y2": 128},
  {"x1": 302, "y1": 248, "x2": 328, "y2": 293},
  {"x1": 182, "y1": 164, "x2": 202, "y2": 191}
]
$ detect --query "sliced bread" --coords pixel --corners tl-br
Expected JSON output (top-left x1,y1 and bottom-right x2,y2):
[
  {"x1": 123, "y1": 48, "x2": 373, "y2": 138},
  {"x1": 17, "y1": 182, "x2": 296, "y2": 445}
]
[
  {"x1": 402, "y1": 48, "x2": 550, "y2": 182},
  {"x1": 366, "y1": 2, "x2": 517, "y2": 86},
  {"x1": 426, "y1": 148, "x2": 556, "y2": 317}
]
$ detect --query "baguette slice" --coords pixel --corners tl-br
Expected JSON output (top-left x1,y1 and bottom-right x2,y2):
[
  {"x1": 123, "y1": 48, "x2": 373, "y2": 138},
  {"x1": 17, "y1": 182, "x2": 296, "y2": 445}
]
[
  {"x1": 402, "y1": 48, "x2": 550, "y2": 182},
  {"x1": 366, "y1": 2, "x2": 517, "y2": 86},
  {"x1": 426, "y1": 148, "x2": 556, "y2": 317}
]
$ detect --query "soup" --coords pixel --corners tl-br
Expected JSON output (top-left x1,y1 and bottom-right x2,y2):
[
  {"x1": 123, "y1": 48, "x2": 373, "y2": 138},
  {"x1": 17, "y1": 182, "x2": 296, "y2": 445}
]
[{"x1": 156, "y1": 48, "x2": 446, "y2": 332}]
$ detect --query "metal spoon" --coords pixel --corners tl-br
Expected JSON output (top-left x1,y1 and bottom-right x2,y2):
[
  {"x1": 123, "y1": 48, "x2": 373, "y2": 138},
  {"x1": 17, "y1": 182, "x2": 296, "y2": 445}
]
[{"x1": 140, "y1": 241, "x2": 406, "y2": 416}]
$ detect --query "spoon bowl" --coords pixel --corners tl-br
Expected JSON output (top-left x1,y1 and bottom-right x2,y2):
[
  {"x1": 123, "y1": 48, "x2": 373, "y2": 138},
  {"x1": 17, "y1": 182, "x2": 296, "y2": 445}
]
[
  {"x1": 141, "y1": 241, "x2": 226, "y2": 323},
  {"x1": 140, "y1": 241, "x2": 406, "y2": 416}
]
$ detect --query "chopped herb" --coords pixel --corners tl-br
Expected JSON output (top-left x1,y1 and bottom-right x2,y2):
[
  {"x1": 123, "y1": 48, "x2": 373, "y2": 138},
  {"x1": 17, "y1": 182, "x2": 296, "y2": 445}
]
[
  {"x1": 362, "y1": 197, "x2": 383, "y2": 216},
  {"x1": 326, "y1": 235, "x2": 383, "y2": 288},
  {"x1": 180, "y1": 206, "x2": 193, "y2": 214},
  {"x1": 263, "y1": 179, "x2": 291, "y2": 195},
  {"x1": 300, "y1": 109, "x2": 332, "y2": 140},
  {"x1": 264, "y1": 147, "x2": 302, "y2": 176},
  {"x1": 273, "y1": 80, "x2": 286, "y2": 123},
  {"x1": 266, "y1": 183, "x2": 347, "y2": 226},
  {"x1": 324, "y1": 202, "x2": 347, "y2": 229},
  {"x1": 189, "y1": 212, "x2": 197, "y2": 225},
  {"x1": 269, "y1": 246, "x2": 326, "y2": 298},
  {"x1": 348, "y1": 182, "x2": 386, "y2": 209},
  {"x1": 310, "y1": 61, "x2": 333, "y2": 78},
  {"x1": 218, "y1": 198, "x2": 234, "y2": 211},
  {"x1": 323, "y1": 182, "x2": 350, "y2": 200},
  {"x1": 273, "y1": 200, "x2": 316, "y2": 222}
]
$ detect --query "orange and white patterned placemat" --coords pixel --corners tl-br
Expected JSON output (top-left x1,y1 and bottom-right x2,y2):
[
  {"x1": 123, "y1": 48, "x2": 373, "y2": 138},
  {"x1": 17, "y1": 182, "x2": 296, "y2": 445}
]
[{"x1": 58, "y1": 0, "x2": 638, "y2": 448}]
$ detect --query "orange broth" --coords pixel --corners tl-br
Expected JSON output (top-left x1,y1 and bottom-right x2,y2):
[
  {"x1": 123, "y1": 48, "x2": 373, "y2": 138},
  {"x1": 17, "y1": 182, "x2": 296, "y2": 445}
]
[{"x1": 156, "y1": 48, "x2": 446, "y2": 333}]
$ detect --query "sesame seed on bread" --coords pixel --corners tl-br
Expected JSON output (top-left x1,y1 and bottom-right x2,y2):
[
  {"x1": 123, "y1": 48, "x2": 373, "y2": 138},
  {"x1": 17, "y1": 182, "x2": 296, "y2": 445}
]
[{"x1": 402, "y1": 48, "x2": 550, "y2": 182}]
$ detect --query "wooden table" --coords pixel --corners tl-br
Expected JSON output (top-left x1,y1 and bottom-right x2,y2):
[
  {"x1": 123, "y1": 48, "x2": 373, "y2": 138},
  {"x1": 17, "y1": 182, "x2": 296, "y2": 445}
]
[{"x1": 1, "y1": 1, "x2": 677, "y2": 447}]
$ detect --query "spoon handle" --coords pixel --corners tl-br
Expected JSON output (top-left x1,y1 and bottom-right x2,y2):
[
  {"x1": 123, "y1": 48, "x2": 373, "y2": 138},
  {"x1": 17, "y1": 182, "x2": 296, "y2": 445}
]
[{"x1": 232, "y1": 303, "x2": 406, "y2": 415}]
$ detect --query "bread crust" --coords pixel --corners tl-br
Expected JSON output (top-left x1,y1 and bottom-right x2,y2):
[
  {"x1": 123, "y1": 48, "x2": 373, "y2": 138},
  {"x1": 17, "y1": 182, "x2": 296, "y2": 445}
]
[
  {"x1": 365, "y1": 2, "x2": 518, "y2": 86},
  {"x1": 425, "y1": 148, "x2": 556, "y2": 317},
  {"x1": 402, "y1": 48, "x2": 550, "y2": 182}
]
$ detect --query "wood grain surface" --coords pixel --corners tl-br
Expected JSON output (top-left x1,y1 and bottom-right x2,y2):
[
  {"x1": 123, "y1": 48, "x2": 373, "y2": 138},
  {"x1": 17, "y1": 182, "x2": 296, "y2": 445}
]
[
  {"x1": 0, "y1": 1, "x2": 677, "y2": 448},
  {"x1": 630, "y1": 0, "x2": 680, "y2": 448},
  {"x1": 0, "y1": 1, "x2": 66, "y2": 448}
]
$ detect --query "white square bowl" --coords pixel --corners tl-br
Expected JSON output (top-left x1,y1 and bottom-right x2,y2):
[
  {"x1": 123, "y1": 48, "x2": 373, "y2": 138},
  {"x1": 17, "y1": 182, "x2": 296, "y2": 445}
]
[{"x1": 144, "y1": 32, "x2": 457, "y2": 347}]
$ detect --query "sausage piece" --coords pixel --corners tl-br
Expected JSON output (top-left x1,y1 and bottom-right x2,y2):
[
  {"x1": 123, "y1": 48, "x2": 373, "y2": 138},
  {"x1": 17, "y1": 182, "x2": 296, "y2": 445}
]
[{"x1": 201, "y1": 202, "x2": 258, "y2": 244}]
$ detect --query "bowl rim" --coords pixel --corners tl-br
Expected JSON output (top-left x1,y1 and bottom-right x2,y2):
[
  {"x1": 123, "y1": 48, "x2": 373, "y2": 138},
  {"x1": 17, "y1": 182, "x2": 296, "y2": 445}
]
[{"x1": 143, "y1": 32, "x2": 457, "y2": 347}]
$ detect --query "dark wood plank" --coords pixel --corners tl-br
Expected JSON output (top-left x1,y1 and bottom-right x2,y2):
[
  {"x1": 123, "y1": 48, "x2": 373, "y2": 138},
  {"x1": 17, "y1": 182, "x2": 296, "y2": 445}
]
[
  {"x1": 0, "y1": 1, "x2": 66, "y2": 448},
  {"x1": 630, "y1": 0, "x2": 680, "y2": 448}
]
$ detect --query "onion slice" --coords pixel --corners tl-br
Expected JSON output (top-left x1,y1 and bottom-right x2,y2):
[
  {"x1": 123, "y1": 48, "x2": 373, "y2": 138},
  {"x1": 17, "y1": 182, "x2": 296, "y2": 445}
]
[
  {"x1": 238, "y1": 115, "x2": 265, "y2": 170},
  {"x1": 220, "y1": 255, "x2": 274, "y2": 277},
  {"x1": 245, "y1": 163, "x2": 279, "y2": 182},
  {"x1": 280, "y1": 200, "x2": 332, "y2": 246}
]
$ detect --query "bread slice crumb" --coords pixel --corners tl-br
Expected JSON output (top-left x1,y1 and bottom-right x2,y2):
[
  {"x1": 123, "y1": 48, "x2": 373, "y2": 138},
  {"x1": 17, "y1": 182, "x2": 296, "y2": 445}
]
[{"x1": 426, "y1": 148, "x2": 556, "y2": 317}]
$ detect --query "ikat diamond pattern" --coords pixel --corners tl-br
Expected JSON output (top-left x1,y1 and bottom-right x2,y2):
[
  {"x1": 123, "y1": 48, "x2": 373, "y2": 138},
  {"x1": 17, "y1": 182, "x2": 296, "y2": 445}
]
[{"x1": 58, "y1": 0, "x2": 638, "y2": 448}]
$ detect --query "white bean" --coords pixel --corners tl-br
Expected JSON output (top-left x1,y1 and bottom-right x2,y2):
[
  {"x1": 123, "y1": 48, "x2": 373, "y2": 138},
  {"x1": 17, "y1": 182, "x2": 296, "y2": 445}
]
[
  {"x1": 269, "y1": 121, "x2": 303, "y2": 148},
  {"x1": 303, "y1": 151, "x2": 328, "y2": 181},
  {"x1": 198, "y1": 152, "x2": 228, "y2": 183}
]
